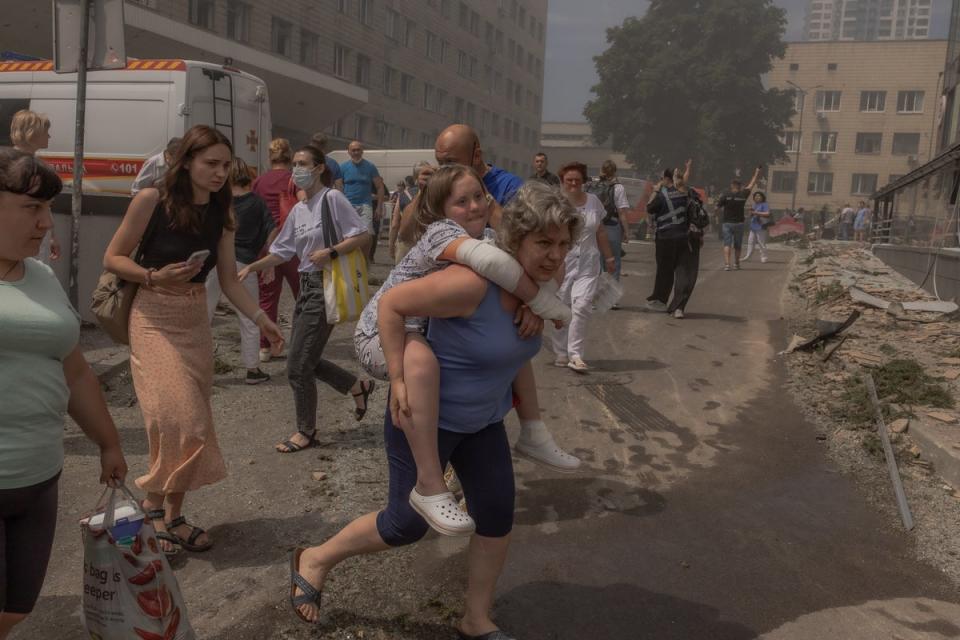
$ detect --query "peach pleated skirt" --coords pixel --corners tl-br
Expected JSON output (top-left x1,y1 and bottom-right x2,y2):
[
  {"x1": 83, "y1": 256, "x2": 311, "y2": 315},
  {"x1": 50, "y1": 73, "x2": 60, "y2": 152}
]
[{"x1": 129, "y1": 284, "x2": 226, "y2": 494}]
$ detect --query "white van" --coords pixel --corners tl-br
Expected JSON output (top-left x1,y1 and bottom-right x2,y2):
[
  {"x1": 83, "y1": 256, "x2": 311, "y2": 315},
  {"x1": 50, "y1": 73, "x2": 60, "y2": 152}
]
[{"x1": 0, "y1": 58, "x2": 272, "y2": 319}]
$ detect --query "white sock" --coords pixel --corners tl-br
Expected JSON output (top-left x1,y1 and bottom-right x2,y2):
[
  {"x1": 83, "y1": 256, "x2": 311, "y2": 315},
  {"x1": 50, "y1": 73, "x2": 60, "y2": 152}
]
[{"x1": 519, "y1": 419, "x2": 550, "y2": 445}]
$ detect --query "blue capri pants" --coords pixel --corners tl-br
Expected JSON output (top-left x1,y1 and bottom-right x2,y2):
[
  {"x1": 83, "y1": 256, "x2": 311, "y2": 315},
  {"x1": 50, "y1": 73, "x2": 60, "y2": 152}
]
[{"x1": 376, "y1": 410, "x2": 516, "y2": 545}]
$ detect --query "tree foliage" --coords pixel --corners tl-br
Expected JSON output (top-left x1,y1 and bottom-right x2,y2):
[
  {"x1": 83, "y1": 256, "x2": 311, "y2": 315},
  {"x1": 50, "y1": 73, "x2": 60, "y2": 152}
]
[{"x1": 584, "y1": 0, "x2": 795, "y2": 188}]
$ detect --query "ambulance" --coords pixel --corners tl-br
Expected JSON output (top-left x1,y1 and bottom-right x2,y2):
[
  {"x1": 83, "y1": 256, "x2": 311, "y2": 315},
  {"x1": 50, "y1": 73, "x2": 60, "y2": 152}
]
[{"x1": 0, "y1": 58, "x2": 273, "y2": 319}]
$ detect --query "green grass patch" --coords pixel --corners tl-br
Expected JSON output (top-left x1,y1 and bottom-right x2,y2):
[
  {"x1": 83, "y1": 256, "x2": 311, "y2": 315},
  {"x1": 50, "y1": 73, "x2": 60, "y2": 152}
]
[{"x1": 833, "y1": 358, "x2": 953, "y2": 428}]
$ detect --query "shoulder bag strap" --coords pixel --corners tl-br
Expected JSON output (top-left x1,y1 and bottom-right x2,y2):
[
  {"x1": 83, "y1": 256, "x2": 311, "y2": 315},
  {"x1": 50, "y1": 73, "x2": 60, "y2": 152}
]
[
  {"x1": 319, "y1": 191, "x2": 342, "y2": 249},
  {"x1": 134, "y1": 202, "x2": 166, "y2": 265}
]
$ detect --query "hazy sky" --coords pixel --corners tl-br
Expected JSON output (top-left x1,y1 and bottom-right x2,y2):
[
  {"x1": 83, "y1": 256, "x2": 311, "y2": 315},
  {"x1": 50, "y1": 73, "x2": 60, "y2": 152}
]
[{"x1": 543, "y1": 0, "x2": 951, "y2": 121}]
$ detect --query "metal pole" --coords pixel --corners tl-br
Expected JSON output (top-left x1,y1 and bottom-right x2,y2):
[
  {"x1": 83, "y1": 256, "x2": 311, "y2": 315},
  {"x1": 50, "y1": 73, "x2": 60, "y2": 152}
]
[
  {"x1": 790, "y1": 89, "x2": 804, "y2": 213},
  {"x1": 68, "y1": 0, "x2": 91, "y2": 309},
  {"x1": 865, "y1": 374, "x2": 914, "y2": 531}
]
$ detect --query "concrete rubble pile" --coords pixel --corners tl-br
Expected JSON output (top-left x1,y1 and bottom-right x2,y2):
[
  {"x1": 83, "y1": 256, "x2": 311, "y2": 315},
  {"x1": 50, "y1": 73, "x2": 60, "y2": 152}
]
[{"x1": 785, "y1": 242, "x2": 960, "y2": 493}]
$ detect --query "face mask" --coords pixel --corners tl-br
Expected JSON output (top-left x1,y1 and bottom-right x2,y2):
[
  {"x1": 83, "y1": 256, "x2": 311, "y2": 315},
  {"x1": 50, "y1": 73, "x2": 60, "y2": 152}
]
[{"x1": 292, "y1": 166, "x2": 315, "y2": 189}]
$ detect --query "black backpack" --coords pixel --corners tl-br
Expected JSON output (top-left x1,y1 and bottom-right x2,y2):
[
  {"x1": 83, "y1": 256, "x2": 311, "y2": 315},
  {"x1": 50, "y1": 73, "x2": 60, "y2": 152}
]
[{"x1": 585, "y1": 179, "x2": 620, "y2": 224}]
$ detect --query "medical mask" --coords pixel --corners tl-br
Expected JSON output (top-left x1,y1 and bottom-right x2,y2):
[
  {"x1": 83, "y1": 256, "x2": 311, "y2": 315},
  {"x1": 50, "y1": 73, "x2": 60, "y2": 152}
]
[{"x1": 292, "y1": 167, "x2": 315, "y2": 189}]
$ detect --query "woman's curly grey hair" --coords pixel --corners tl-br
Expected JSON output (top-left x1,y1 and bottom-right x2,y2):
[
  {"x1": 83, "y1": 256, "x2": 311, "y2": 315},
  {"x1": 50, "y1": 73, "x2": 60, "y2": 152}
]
[{"x1": 497, "y1": 181, "x2": 583, "y2": 256}]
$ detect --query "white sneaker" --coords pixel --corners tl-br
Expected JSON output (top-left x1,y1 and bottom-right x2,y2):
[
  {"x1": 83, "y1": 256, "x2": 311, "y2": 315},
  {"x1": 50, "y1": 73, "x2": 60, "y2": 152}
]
[
  {"x1": 674, "y1": 309, "x2": 684, "y2": 319},
  {"x1": 408, "y1": 488, "x2": 475, "y2": 536},
  {"x1": 259, "y1": 348, "x2": 271, "y2": 363},
  {"x1": 554, "y1": 356, "x2": 569, "y2": 367},
  {"x1": 645, "y1": 300, "x2": 667, "y2": 312},
  {"x1": 567, "y1": 357, "x2": 590, "y2": 373},
  {"x1": 515, "y1": 435, "x2": 581, "y2": 473}
]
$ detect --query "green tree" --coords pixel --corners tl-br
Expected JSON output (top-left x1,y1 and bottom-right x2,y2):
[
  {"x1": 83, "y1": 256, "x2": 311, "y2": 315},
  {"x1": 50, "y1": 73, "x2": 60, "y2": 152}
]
[{"x1": 584, "y1": 0, "x2": 795, "y2": 189}]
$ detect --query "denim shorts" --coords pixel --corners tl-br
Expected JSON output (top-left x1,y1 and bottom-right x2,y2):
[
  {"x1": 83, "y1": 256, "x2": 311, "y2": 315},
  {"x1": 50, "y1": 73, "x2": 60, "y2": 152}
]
[{"x1": 721, "y1": 222, "x2": 744, "y2": 249}]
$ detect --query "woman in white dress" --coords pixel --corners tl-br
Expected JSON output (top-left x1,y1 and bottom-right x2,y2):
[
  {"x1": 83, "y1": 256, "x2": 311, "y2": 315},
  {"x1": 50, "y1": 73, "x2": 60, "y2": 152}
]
[{"x1": 551, "y1": 162, "x2": 617, "y2": 372}]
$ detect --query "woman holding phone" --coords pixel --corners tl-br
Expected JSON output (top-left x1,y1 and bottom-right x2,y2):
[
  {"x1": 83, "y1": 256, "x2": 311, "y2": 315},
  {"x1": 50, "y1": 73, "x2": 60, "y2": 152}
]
[{"x1": 103, "y1": 125, "x2": 283, "y2": 554}]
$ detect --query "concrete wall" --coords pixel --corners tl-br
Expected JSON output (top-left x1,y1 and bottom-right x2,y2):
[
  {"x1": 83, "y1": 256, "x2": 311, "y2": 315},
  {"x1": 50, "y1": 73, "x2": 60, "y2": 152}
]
[{"x1": 873, "y1": 244, "x2": 960, "y2": 300}]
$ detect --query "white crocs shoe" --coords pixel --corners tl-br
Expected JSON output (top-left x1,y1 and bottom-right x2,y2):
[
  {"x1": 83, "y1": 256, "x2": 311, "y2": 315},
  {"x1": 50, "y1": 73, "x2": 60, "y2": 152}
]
[
  {"x1": 515, "y1": 436, "x2": 581, "y2": 473},
  {"x1": 409, "y1": 488, "x2": 476, "y2": 537}
]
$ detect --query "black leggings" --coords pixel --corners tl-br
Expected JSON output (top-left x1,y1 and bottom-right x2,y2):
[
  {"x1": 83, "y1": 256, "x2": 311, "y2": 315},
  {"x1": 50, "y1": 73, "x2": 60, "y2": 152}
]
[
  {"x1": 648, "y1": 234, "x2": 702, "y2": 313},
  {"x1": 0, "y1": 472, "x2": 59, "y2": 614}
]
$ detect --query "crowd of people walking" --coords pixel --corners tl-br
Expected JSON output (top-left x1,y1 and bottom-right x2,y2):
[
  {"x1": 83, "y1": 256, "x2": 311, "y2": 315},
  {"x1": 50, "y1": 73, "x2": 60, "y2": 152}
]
[{"x1": 2, "y1": 108, "x2": 876, "y2": 639}]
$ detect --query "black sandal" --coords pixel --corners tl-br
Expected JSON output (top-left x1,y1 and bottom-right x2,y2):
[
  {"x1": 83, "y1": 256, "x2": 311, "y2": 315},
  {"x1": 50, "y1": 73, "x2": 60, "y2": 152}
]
[
  {"x1": 276, "y1": 431, "x2": 318, "y2": 453},
  {"x1": 352, "y1": 380, "x2": 375, "y2": 421},
  {"x1": 143, "y1": 505, "x2": 180, "y2": 556},
  {"x1": 166, "y1": 515, "x2": 213, "y2": 552},
  {"x1": 289, "y1": 547, "x2": 323, "y2": 624}
]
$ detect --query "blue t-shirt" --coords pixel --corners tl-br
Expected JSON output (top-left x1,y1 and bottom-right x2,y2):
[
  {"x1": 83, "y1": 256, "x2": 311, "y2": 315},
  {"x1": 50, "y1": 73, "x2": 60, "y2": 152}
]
[
  {"x1": 340, "y1": 159, "x2": 380, "y2": 206},
  {"x1": 751, "y1": 202, "x2": 770, "y2": 231},
  {"x1": 325, "y1": 157, "x2": 342, "y2": 183},
  {"x1": 482, "y1": 164, "x2": 524, "y2": 206}
]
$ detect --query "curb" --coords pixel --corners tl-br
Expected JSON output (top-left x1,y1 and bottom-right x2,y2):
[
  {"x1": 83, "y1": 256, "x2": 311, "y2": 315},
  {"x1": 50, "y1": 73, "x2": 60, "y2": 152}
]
[{"x1": 910, "y1": 421, "x2": 960, "y2": 492}]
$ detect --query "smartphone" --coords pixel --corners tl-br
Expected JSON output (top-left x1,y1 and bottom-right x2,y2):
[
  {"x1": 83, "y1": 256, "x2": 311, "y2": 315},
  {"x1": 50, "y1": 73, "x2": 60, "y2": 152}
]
[{"x1": 186, "y1": 249, "x2": 211, "y2": 265}]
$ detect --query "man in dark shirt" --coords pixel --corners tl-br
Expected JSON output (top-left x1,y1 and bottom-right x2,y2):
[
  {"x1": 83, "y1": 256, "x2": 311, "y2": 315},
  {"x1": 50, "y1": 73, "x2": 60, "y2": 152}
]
[
  {"x1": 528, "y1": 152, "x2": 560, "y2": 186},
  {"x1": 715, "y1": 167, "x2": 761, "y2": 271}
]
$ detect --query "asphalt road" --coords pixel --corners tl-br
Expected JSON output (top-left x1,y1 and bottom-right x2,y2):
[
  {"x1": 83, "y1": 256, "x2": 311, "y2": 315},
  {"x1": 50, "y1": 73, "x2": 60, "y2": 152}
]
[{"x1": 15, "y1": 238, "x2": 960, "y2": 639}]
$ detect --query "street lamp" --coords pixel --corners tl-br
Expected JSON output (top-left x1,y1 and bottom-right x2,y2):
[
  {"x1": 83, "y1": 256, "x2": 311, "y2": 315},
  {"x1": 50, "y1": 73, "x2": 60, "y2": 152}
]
[{"x1": 785, "y1": 81, "x2": 822, "y2": 214}]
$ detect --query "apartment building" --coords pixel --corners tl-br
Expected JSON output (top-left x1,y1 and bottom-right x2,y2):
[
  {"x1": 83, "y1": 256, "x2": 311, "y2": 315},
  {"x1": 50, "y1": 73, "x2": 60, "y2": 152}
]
[
  {"x1": 805, "y1": 0, "x2": 933, "y2": 41},
  {"x1": 1, "y1": 0, "x2": 547, "y2": 175},
  {"x1": 764, "y1": 40, "x2": 946, "y2": 214}
]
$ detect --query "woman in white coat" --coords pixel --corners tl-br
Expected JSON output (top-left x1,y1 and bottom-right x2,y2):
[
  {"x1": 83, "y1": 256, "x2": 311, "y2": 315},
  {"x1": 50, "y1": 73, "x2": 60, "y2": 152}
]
[{"x1": 552, "y1": 162, "x2": 616, "y2": 372}]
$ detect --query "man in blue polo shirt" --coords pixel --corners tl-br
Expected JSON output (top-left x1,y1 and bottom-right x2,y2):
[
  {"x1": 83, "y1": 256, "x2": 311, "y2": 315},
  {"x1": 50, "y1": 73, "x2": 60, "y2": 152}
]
[
  {"x1": 433, "y1": 124, "x2": 523, "y2": 209},
  {"x1": 341, "y1": 140, "x2": 385, "y2": 261}
]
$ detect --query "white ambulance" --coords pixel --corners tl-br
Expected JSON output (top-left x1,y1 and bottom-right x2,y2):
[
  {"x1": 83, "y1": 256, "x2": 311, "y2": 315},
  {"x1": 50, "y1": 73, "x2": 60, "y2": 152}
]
[{"x1": 0, "y1": 58, "x2": 273, "y2": 319}]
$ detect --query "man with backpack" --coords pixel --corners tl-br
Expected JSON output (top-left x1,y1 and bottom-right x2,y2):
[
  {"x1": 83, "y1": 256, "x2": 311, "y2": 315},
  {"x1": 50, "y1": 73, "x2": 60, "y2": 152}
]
[{"x1": 585, "y1": 160, "x2": 631, "y2": 283}]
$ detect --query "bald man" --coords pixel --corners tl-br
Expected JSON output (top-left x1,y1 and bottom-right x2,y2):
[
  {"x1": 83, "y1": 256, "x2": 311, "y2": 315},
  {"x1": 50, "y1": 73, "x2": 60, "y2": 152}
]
[{"x1": 433, "y1": 124, "x2": 524, "y2": 206}]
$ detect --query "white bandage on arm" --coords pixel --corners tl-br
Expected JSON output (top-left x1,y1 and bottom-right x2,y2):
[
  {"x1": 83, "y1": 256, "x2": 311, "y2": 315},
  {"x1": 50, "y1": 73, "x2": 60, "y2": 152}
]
[
  {"x1": 454, "y1": 238, "x2": 524, "y2": 291},
  {"x1": 528, "y1": 286, "x2": 572, "y2": 324}
]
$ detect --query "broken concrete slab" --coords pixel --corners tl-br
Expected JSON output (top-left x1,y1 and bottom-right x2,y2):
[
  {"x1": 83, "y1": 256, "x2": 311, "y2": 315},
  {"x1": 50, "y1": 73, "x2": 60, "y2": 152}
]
[
  {"x1": 890, "y1": 418, "x2": 910, "y2": 434},
  {"x1": 926, "y1": 412, "x2": 959, "y2": 425},
  {"x1": 850, "y1": 286, "x2": 958, "y2": 314},
  {"x1": 912, "y1": 420, "x2": 960, "y2": 491}
]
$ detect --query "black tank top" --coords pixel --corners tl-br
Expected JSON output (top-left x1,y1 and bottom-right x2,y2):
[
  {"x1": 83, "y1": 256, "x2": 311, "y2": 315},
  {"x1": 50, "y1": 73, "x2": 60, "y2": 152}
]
[{"x1": 139, "y1": 201, "x2": 225, "y2": 283}]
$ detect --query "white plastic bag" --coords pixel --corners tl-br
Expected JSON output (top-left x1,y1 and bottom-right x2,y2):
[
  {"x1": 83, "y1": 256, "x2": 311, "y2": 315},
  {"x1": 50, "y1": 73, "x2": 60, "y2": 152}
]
[
  {"x1": 81, "y1": 485, "x2": 196, "y2": 640},
  {"x1": 592, "y1": 272, "x2": 624, "y2": 313}
]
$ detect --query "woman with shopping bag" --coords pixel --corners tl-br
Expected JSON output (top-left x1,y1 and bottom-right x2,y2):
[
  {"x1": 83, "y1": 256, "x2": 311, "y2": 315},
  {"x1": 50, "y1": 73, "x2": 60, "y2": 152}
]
[
  {"x1": 238, "y1": 145, "x2": 376, "y2": 454},
  {"x1": 0, "y1": 148, "x2": 128, "y2": 638}
]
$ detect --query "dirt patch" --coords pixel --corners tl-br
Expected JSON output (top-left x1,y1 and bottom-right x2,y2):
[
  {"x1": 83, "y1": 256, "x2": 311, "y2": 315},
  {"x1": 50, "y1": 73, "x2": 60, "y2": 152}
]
[{"x1": 781, "y1": 242, "x2": 960, "y2": 586}]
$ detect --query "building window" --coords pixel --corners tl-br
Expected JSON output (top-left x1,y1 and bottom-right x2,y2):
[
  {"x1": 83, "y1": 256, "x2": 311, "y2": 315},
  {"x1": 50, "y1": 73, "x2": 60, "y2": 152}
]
[
  {"x1": 436, "y1": 89, "x2": 446, "y2": 114},
  {"x1": 466, "y1": 102, "x2": 476, "y2": 126},
  {"x1": 513, "y1": 121, "x2": 520, "y2": 144},
  {"x1": 485, "y1": 22, "x2": 494, "y2": 47},
  {"x1": 812, "y1": 131, "x2": 838, "y2": 153},
  {"x1": 516, "y1": 44, "x2": 524, "y2": 67},
  {"x1": 399, "y1": 127, "x2": 409, "y2": 147},
  {"x1": 355, "y1": 54, "x2": 371, "y2": 87},
  {"x1": 458, "y1": 2, "x2": 469, "y2": 29},
  {"x1": 334, "y1": 44, "x2": 348, "y2": 78},
  {"x1": 470, "y1": 11, "x2": 480, "y2": 37},
  {"x1": 851, "y1": 173, "x2": 878, "y2": 195},
  {"x1": 426, "y1": 31, "x2": 440, "y2": 61},
  {"x1": 859, "y1": 91, "x2": 886, "y2": 112},
  {"x1": 771, "y1": 171, "x2": 797, "y2": 193},
  {"x1": 897, "y1": 91, "x2": 924, "y2": 113},
  {"x1": 815, "y1": 90, "x2": 841, "y2": 112},
  {"x1": 496, "y1": 30, "x2": 504, "y2": 53},
  {"x1": 508, "y1": 38, "x2": 515, "y2": 61},
  {"x1": 855, "y1": 132, "x2": 882, "y2": 154},
  {"x1": 189, "y1": 0, "x2": 215, "y2": 29},
  {"x1": 454, "y1": 96, "x2": 464, "y2": 121},
  {"x1": 382, "y1": 65, "x2": 395, "y2": 96},
  {"x1": 469, "y1": 56, "x2": 478, "y2": 80},
  {"x1": 458, "y1": 50, "x2": 469, "y2": 76},
  {"x1": 338, "y1": 0, "x2": 347, "y2": 13},
  {"x1": 300, "y1": 30, "x2": 319, "y2": 68},
  {"x1": 807, "y1": 172, "x2": 833, "y2": 194},
  {"x1": 781, "y1": 131, "x2": 800, "y2": 152},
  {"x1": 480, "y1": 108, "x2": 489, "y2": 133},
  {"x1": 359, "y1": 0, "x2": 373, "y2": 26},
  {"x1": 355, "y1": 114, "x2": 367, "y2": 141},
  {"x1": 271, "y1": 18, "x2": 293, "y2": 58},
  {"x1": 403, "y1": 19, "x2": 415, "y2": 46},
  {"x1": 385, "y1": 8, "x2": 401, "y2": 40},
  {"x1": 226, "y1": 1, "x2": 251, "y2": 42},
  {"x1": 423, "y1": 83, "x2": 435, "y2": 110},
  {"x1": 827, "y1": 62, "x2": 837, "y2": 71},
  {"x1": 400, "y1": 73, "x2": 414, "y2": 103},
  {"x1": 891, "y1": 133, "x2": 920, "y2": 155},
  {"x1": 789, "y1": 63, "x2": 799, "y2": 71},
  {"x1": 441, "y1": 0, "x2": 451, "y2": 18}
]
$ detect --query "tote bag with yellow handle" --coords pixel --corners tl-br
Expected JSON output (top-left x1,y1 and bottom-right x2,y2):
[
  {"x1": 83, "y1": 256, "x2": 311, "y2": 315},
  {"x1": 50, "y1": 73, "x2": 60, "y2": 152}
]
[{"x1": 319, "y1": 192, "x2": 370, "y2": 324}]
